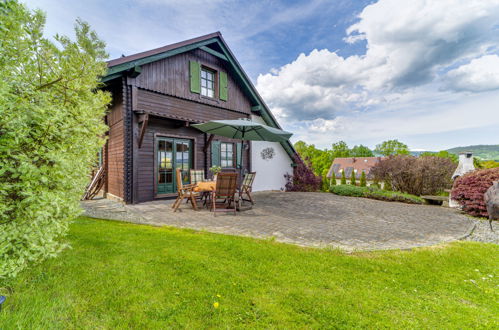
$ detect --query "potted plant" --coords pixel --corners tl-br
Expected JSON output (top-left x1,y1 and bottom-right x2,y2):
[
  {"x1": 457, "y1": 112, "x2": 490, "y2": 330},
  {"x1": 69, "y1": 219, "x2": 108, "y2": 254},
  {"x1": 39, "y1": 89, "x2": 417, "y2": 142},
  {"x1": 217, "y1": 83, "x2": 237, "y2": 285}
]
[{"x1": 209, "y1": 165, "x2": 222, "y2": 181}]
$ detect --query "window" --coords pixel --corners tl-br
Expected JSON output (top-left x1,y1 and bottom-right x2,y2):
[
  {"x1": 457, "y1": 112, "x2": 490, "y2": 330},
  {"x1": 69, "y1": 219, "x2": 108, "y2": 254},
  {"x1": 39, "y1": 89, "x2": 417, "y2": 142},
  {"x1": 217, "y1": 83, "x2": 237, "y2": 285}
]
[
  {"x1": 220, "y1": 142, "x2": 234, "y2": 168},
  {"x1": 201, "y1": 67, "x2": 215, "y2": 98}
]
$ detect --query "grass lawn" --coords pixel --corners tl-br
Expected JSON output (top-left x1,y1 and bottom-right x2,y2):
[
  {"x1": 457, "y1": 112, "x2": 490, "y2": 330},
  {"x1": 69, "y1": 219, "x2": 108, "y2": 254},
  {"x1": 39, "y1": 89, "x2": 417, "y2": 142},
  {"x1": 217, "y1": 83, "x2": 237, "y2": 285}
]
[{"x1": 0, "y1": 217, "x2": 498, "y2": 328}]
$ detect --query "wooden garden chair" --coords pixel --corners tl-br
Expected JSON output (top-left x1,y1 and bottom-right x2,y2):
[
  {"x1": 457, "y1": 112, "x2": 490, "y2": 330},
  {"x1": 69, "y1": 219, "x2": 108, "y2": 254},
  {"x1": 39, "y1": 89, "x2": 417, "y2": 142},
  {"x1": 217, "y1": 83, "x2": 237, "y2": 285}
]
[
  {"x1": 190, "y1": 169, "x2": 207, "y2": 205},
  {"x1": 211, "y1": 172, "x2": 238, "y2": 216},
  {"x1": 190, "y1": 169, "x2": 206, "y2": 185},
  {"x1": 239, "y1": 172, "x2": 256, "y2": 205},
  {"x1": 172, "y1": 169, "x2": 199, "y2": 212}
]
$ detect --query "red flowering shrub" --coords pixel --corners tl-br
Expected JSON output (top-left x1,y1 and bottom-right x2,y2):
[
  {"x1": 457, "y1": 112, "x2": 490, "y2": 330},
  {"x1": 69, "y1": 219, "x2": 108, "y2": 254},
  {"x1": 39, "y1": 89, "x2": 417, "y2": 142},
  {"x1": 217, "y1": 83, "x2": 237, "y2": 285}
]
[
  {"x1": 451, "y1": 168, "x2": 499, "y2": 217},
  {"x1": 284, "y1": 155, "x2": 322, "y2": 192}
]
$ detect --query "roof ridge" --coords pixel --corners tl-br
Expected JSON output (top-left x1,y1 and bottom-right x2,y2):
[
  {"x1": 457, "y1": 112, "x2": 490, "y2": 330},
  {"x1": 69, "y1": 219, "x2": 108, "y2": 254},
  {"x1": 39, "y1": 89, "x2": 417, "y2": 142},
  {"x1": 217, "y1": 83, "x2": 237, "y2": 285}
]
[{"x1": 107, "y1": 31, "x2": 221, "y2": 67}]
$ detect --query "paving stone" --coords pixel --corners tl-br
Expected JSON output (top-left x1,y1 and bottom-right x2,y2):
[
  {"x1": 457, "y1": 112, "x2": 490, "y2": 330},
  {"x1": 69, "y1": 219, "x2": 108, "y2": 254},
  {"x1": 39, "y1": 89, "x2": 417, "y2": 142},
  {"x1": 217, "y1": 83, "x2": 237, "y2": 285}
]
[{"x1": 81, "y1": 192, "x2": 476, "y2": 251}]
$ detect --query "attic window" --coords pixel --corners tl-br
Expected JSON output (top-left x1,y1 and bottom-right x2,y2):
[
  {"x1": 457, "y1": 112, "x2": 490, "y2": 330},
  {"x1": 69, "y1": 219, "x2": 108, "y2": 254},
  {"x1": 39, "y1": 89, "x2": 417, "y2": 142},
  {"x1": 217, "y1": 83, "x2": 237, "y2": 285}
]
[{"x1": 201, "y1": 68, "x2": 215, "y2": 98}]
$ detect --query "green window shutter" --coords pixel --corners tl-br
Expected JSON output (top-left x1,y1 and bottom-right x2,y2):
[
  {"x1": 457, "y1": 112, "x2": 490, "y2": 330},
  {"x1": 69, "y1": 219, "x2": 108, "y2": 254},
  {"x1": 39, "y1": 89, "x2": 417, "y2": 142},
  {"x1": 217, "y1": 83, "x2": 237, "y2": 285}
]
[
  {"x1": 219, "y1": 71, "x2": 228, "y2": 101},
  {"x1": 211, "y1": 140, "x2": 221, "y2": 167},
  {"x1": 236, "y1": 142, "x2": 242, "y2": 169},
  {"x1": 189, "y1": 61, "x2": 200, "y2": 93}
]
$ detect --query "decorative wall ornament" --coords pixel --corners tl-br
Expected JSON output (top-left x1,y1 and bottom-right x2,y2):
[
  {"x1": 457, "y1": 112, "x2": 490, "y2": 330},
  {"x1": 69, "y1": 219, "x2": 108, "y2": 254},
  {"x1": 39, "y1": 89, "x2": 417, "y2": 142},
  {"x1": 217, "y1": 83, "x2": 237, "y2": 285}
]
[{"x1": 261, "y1": 147, "x2": 275, "y2": 160}]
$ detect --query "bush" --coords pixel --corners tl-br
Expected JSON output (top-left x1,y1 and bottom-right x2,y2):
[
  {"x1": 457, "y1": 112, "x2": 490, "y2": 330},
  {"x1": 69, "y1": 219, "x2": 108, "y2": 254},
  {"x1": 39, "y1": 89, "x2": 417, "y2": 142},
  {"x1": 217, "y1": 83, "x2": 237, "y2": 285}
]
[
  {"x1": 284, "y1": 156, "x2": 322, "y2": 192},
  {"x1": 360, "y1": 171, "x2": 367, "y2": 187},
  {"x1": 341, "y1": 171, "x2": 347, "y2": 185},
  {"x1": 331, "y1": 172, "x2": 337, "y2": 185},
  {"x1": 365, "y1": 190, "x2": 424, "y2": 204},
  {"x1": 329, "y1": 185, "x2": 368, "y2": 197},
  {"x1": 371, "y1": 155, "x2": 456, "y2": 195},
  {"x1": 0, "y1": 2, "x2": 110, "y2": 278},
  {"x1": 329, "y1": 185, "x2": 423, "y2": 204},
  {"x1": 350, "y1": 170, "x2": 356, "y2": 186},
  {"x1": 451, "y1": 168, "x2": 499, "y2": 217}
]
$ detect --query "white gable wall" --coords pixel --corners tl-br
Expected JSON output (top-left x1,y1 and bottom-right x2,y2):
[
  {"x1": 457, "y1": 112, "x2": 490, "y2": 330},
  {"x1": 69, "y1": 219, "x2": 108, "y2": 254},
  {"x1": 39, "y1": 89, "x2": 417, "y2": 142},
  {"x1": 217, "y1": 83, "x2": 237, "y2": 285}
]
[{"x1": 250, "y1": 115, "x2": 293, "y2": 191}]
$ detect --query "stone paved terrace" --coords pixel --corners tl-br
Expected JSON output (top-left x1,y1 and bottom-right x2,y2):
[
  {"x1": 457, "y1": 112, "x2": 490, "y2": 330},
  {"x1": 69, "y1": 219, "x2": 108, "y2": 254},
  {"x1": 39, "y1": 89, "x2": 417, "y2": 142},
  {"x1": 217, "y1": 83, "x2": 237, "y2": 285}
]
[{"x1": 82, "y1": 191, "x2": 476, "y2": 251}]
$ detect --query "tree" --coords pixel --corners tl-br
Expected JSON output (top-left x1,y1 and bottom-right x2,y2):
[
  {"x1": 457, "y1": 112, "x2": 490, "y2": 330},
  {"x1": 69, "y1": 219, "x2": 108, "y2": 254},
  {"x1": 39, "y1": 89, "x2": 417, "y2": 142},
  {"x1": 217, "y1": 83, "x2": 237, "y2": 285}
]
[
  {"x1": 371, "y1": 156, "x2": 456, "y2": 195},
  {"x1": 0, "y1": 1, "x2": 110, "y2": 278},
  {"x1": 350, "y1": 170, "x2": 356, "y2": 186},
  {"x1": 331, "y1": 141, "x2": 351, "y2": 158},
  {"x1": 420, "y1": 150, "x2": 458, "y2": 163},
  {"x1": 351, "y1": 145, "x2": 374, "y2": 157},
  {"x1": 331, "y1": 171, "x2": 337, "y2": 185},
  {"x1": 284, "y1": 155, "x2": 322, "y2": 192},
  {"x1": 375, "y1": 139, "x2": 410, "y2": 156},
  {"x1": 359, "y1": 171, "x2": 367, "y2": 187},
  {"x1": 341, "y1": 170, "x2": 347, "y2": 185}
]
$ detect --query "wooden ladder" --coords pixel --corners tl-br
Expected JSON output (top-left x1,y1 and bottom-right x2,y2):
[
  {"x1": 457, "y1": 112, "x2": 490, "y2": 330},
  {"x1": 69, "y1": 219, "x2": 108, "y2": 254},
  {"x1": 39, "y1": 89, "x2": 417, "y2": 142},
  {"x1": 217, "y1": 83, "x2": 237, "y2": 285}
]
[{"x1": 83, "y1": 166, "x2": 106, "y2": 200}]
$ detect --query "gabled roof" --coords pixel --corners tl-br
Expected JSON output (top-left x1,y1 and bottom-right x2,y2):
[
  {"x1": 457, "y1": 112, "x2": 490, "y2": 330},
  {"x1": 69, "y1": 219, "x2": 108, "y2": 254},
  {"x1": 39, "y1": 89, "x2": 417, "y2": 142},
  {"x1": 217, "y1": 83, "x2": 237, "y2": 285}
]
[
  {"x1": 103, "y1": 32, "x2": 296, "y2": 160},
  {"x1": 327, "y1": 157, "x2": 385, "y2": 179}
]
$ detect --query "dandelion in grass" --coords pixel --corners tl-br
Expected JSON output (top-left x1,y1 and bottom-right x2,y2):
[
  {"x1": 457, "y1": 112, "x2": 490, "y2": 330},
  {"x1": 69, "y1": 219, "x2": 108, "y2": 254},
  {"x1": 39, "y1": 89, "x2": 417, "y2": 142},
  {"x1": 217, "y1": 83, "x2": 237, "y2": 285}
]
[{"x1": 213, "y1": 302, "x2": 219, "y2": 309}]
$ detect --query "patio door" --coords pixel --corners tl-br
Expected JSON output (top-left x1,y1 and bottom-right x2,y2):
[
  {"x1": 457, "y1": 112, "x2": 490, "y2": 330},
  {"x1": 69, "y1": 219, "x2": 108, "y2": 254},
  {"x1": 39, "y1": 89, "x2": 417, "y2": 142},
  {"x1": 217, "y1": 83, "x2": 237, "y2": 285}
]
[{"x1": 156, "y1": 137, "x2": 192, "y2": 195}]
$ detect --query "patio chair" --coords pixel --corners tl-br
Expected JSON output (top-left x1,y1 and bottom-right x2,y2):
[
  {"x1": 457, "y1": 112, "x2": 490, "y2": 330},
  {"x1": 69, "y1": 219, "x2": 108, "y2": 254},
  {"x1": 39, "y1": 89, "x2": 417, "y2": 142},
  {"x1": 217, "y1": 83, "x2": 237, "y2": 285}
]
[
  {"x1": 190, "y1": 168, "x2": 208, "y2": 205},
  {"x1": 239, "y1": 172, "x2": 256, "y2": 205},
  {"x1": 172, "y1": 169, "x2": 199, "y2": 212},
  {"x1": 211, "y1": 172, "x2": 238, "y2": 216},
  {"x1": 190, "y1": 169, "x2": 206, "y2": 185}
]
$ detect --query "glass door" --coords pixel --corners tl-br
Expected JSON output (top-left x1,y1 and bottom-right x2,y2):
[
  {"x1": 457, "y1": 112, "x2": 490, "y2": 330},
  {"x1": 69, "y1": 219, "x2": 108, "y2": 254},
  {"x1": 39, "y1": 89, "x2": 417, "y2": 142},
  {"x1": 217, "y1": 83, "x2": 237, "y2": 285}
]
[{"x1": 156, "y1": 137, "x2": 192, "y2": 195}]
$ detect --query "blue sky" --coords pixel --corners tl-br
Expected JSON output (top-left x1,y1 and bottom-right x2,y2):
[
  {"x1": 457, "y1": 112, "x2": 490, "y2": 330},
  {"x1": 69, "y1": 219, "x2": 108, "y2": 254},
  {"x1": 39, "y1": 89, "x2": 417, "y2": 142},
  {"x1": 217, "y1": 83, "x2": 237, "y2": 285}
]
[{"x1": 25, "y1": 0, "x2": 499, "y2": 151}]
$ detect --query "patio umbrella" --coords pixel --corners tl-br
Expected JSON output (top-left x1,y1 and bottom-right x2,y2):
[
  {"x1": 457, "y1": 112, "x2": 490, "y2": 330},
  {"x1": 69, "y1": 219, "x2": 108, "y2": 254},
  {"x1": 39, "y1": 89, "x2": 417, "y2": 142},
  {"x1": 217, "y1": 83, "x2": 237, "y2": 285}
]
[{"x1": 192, "y1": 119, "x2": 292, "y2": 142}]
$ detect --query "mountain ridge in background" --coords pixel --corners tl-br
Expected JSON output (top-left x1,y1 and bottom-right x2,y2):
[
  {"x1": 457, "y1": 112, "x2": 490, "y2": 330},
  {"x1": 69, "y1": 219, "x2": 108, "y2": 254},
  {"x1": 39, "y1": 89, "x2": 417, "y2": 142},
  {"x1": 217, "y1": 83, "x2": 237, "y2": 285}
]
[{"x1": 446, "y1": 145, "x2": 499, "y2": 161}]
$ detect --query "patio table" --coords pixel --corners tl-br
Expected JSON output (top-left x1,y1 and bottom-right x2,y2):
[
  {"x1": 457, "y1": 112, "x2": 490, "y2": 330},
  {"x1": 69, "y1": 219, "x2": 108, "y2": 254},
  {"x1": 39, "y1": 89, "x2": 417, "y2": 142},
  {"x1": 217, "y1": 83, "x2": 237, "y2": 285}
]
[{"x1": 193, "y1": 181, "x2": 216, "y2": 192}]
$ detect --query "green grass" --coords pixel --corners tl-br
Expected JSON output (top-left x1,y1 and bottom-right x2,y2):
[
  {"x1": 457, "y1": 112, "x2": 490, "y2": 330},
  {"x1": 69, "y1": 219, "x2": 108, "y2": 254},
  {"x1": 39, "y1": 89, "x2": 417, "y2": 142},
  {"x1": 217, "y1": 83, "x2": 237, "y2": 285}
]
[
  {"x1": 329, "y1": 184, "x2": 424, "y2": 204},
  {"x1": 0, "y1": 217, "x2": 498, "y2": 328}
]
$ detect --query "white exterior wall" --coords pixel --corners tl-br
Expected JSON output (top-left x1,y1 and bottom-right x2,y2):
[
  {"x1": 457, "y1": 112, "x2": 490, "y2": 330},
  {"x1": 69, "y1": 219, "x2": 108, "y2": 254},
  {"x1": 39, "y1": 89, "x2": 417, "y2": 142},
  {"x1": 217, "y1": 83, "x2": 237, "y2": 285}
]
[{"x1": 250, "y1": 115, "x2": 293, "y2": 191}]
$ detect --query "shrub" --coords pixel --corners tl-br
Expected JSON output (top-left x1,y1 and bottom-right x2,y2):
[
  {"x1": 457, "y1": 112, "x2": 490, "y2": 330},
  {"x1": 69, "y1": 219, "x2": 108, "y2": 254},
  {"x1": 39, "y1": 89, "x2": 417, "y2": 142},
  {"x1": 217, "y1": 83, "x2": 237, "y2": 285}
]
[
  {"x1": 284, "y1": 156, "x2": 322, "y2": 192},
  {"x1": 350, "y1": 171, "x2": 356, "y2": 186},
  {"x1": 360, "y1": 171, "x2": 367, "y2": 187},
  {"x1": 383, "y1": 180, "x2": 392, "y2": 191},
  {"x1": 331, "y1": 172, "x2": 337, "y2": 186},
  {"x1": 365, "y1": 189, "x2": 424, "y2": 204},
  {"x1": 451, "y1": 168, "x2": 499, "y2": 217},
  {"x1": 341, "y1": 170, "x2": 347, "y2": 185},
  {"x1": 329, "y1": 185, "x2": 423, "y2": 204},
  {"x1": 0, "y1": 2, "x2": 110, "y2": 278},
  {"x1": 329, "y1": 185, "x2": 368, "y2": 197},
  {"x1": 371, "y1": 155, "x2": 456, "y2": 195}
]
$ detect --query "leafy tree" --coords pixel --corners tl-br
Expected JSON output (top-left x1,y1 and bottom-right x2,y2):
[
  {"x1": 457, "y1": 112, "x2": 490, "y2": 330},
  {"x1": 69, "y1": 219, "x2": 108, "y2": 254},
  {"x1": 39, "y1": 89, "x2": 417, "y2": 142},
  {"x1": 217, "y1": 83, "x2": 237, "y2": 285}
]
[
  {"x1": 375, "y1": 139, "x2": 410, "y2": 156},
  {"x1": 360, "y1": 171, "x2": 367, "y2": 187},
  {"x1": 481, "y1": 160, "x2": 499, "y2": 169},
  {"x1": 284, "y1": 156, "x2": 322, "y2": 192},
  {"x1": 293, "y1": 141, "x2": 333, "y2": 178},
  {"x1": 341, "y1": 170, "x2": 347, "y2": 185},
  {"x1": 331, "y1": 171, "x2": 337, "y2": 185},
  {"x1": 0, "y1": 1, "x2": 110, "y2": 278},
  {"x1": 351, "y1": 145, "x2": 374, "y2": 157},
  {"x1": 420, "y1": 150, "x2": 458, "y2": 163},
  {"x1": 383, "y1": 179, "x2": 392, "y2": 191},
  {"x1": 331, "y1": 141, "x2": 351, "y2": 158},
  {"x1": 350, "y1": 170, "x2": 356, "y2": 186}
]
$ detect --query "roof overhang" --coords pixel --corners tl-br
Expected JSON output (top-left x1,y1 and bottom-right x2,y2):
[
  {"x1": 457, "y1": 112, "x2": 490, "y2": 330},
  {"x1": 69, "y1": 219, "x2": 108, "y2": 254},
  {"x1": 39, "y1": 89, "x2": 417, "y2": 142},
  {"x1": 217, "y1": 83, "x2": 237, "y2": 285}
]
[{"x1": 102, "y1": 32, "x2": 297, "y2": 161}]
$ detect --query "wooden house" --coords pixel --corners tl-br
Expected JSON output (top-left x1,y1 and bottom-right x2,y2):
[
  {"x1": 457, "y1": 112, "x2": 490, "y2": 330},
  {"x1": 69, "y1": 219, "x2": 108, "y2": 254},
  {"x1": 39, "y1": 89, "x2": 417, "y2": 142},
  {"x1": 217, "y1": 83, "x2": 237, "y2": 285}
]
[{"x1": 100, "y1": 32, "x2": 295, "y2": 204}]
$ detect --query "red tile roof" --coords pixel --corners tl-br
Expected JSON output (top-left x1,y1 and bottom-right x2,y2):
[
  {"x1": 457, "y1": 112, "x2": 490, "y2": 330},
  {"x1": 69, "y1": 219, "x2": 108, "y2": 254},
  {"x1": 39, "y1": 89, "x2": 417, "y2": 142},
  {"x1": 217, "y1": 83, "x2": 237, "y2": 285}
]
[{"x1": 326, "y1": 157, "x2": 386, "y2": 179}]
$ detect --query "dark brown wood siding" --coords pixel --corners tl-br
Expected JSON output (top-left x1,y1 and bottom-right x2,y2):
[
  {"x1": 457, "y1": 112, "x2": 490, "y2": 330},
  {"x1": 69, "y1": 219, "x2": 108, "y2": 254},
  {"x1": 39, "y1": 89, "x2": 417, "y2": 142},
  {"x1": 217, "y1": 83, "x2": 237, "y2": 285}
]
[
  {"x1": 105, "y1": 83, "x2": 125, "y2": 199},
  {"x1": 133, "y1": 49, "x2": 252, "y2": 114},
  {"x1": 135, "y1": 89, "x2": 247, "y2": 122}
]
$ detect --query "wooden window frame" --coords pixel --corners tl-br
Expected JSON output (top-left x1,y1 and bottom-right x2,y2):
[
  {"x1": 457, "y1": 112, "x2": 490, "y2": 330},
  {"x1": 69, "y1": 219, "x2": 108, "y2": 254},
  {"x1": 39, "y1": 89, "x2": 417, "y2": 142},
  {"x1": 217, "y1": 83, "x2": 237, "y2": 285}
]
[
  {"x1": 200, "y1": 66, "x2": 217, "y2": 99},
  {"x1": 220, "y1": 142, "x2": 234, "y2": 169}
]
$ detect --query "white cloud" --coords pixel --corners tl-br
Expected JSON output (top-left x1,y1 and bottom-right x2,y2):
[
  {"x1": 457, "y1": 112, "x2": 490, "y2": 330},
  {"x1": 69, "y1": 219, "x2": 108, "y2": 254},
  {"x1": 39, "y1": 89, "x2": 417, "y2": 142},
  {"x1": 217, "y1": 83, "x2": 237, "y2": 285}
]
[
  {"x1": 444, "y1": 55, "x2": 499, "y2": 92},
  {"x1": 256, "y1": 0, "x2": 499, "y2": 122}
]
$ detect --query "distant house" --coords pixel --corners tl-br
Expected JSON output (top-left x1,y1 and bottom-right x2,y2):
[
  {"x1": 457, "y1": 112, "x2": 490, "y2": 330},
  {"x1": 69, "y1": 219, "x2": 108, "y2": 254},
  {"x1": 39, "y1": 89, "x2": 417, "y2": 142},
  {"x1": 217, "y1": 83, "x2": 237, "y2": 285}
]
[{"x1": 326, "y1": 157, "x2": 386, "y2": 185}]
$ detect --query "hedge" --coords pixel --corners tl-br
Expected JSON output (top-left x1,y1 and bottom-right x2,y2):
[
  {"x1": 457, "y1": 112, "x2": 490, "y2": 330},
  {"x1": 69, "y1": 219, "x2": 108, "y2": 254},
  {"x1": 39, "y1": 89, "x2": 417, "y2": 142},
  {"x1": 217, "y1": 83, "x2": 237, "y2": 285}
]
[{"x1": 329, "y1": 185, "x2": 423, "y2": 204}]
